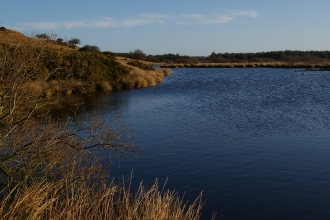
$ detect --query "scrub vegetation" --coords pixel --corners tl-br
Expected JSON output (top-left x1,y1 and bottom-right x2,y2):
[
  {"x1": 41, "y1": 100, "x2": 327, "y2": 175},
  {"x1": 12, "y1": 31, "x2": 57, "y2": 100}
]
[
  {"x1": 0, "y1": 28, "x2": 172, "y2": 94},
  {"x1": 0, "y1": 28, "x2": 208, "y2": 220}
]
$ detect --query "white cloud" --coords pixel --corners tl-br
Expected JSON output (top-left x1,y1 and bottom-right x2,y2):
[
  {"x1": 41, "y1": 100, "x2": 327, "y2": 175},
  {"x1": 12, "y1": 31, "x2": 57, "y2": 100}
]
[
  {"x1": 123, "y1": 19, "x2": 152, "y2": 28},
  {"x1": 19, "y1": 11, "x2": 257, "y2": 30},
  {"x1": 20, "y1": 14, "x2": 169, "y2": 30},
  {"x1": 122, "y1": 14, "x2": 169, "y2": 27},
  {"x1": 22, "y1": 22, "x2": 63, "y2": 29},
  {"x1": 201, "y1": 16, "x2": 233, "y2": 24},
  {"x1": 177, "y1": 10, "x2": 257, "y2": 25},
  {"x1": 22, "y1": 19, "x2": 118, "y2": 30}
]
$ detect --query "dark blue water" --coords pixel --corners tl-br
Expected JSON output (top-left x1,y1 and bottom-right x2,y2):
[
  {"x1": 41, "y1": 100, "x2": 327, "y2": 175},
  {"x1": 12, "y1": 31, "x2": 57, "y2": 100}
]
[{"x1": 77, "y1": 68, "x2": 330, "y2": 219}]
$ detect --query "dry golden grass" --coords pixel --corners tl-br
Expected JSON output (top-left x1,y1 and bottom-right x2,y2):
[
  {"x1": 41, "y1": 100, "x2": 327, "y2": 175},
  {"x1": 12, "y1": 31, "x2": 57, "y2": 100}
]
[
  {"x1": 0, "y1": 29, "x2": 31, "y2": 44},
  {"x1": 121, "y1": 67, "x2": 162, "y2": 88},
  {"x1": 0, "y1": 178, "x2": 212, "y2": 220},
  {"x1": 0, "y1": 28, "x2": 75, "y2": 52},
  {"x1": 116, "y1": 58, "x2": 172, "y2": 89},
  {"x1": 160, "y1": 68, "x2": 173, "y2": 76}
]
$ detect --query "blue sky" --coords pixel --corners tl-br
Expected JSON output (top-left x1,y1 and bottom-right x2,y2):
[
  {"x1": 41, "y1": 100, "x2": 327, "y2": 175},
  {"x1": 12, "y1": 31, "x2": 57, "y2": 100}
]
[{"x1": 1, "y1": 0, "x2": 330, "y2": 56}]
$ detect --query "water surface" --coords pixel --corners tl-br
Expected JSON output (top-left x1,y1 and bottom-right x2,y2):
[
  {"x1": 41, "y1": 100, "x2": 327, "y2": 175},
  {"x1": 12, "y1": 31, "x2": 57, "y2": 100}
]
[{"x1": 74, "y1": 68, "x2": 330, "y2": 219}]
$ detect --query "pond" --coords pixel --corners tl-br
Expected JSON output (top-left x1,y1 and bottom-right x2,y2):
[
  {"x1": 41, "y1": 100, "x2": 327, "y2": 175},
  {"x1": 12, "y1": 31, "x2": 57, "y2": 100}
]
[{"x1": 71, "y1": 68, "x2": 330, "y2": 219}]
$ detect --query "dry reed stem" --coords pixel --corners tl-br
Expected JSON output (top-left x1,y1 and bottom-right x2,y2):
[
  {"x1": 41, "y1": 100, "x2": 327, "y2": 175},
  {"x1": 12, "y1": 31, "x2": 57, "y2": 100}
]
[{"x1": 0, "y1": 177, "x2": 212, "y2": 220}]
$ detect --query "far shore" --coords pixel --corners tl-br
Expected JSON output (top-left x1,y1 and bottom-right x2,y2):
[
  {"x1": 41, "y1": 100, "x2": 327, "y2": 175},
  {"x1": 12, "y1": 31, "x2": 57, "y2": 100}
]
[{"x1": 159, "y1": 62, "x2": 330, "y2": 69}]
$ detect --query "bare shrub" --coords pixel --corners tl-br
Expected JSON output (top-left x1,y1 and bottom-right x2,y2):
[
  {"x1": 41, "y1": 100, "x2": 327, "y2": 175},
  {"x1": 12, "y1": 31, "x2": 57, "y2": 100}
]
[{"x1": 0, "y1": 39, "x2": 135, "y2": 191}]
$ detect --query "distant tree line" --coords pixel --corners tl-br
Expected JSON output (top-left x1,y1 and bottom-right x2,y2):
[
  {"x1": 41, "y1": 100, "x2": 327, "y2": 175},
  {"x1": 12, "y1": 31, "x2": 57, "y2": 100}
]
[
  {"x1": 114, "y1": 50, "x2": 192, "y2": 63},
  {"x1": 115, "y1": 49, "x2": 330, "y2": 64},
  {"x1": 206, "y1": 50, "x2": 330, "y2": 63}
]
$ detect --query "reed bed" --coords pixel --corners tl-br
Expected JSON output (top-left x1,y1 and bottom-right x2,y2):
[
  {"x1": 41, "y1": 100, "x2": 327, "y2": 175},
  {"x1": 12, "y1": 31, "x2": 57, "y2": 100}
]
[
  {"x1": 114, "y1": 57, "x2": 172, "y2": 89},
  {"x1": 0, "y1": 178, "x2": 212, "y2": 220},
  {"x1": 120, "y1": 66, "x2": 172, "y2": 89}
]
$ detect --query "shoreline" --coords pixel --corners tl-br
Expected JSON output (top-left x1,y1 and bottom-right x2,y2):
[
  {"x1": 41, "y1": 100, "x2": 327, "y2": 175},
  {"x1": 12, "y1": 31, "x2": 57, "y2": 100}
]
[
  {"x1": 47, "y1": 66, "x2": 172, "y2": 96},
  {"x1": 160, "y1": 62, "x2": 330, "y2": 69}
]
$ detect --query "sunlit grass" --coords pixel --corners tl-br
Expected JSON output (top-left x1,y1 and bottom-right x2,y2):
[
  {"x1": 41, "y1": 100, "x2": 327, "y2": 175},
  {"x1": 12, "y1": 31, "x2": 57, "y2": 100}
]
[
  {"x1": 117, "y1": 58, "x2": 172, "y2": 89},
  {"x1": 0, "y1": 178, "x2": 211, "y2": 220}
]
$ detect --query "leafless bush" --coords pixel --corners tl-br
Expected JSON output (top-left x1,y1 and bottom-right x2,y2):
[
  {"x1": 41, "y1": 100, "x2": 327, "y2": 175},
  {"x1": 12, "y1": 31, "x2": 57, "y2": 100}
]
[{"x1": 0, "y1": 40, "x2": 136, "y2": 193}]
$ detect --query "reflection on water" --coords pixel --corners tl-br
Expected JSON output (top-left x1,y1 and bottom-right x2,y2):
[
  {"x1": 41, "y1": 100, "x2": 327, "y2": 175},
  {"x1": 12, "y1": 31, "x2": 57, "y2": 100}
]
[{"x1": 62, "y1": 68, "x2": 330, "y2": 219}]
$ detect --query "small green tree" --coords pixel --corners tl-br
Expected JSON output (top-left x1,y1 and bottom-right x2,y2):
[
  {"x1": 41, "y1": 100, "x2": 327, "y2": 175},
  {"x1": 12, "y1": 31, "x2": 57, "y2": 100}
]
[
  {"x1": 129, "y1": 49, "x2": 146, "y2": 60},
  {"x1": 56, "y1": 38, "x2": 64, "y2": 44},
  {"x1": 35, "y1": 33, "x2": 50, "y2": 40},
  {"x1": 68, "y1": 38, "x2": 81, "y2": 46},
  {"x1": 79, "y1": 44, "x2": 100, "y2": 52}
]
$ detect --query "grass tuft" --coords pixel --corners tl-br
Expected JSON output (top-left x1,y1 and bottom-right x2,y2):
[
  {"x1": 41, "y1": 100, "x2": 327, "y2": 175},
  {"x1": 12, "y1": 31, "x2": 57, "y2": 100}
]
[
  {"x1": 0, "y1": 177, "x2": 212, "y2": 220},
  {"x1": 120, "y1": 65, "x2": 172, "y2": 89}
]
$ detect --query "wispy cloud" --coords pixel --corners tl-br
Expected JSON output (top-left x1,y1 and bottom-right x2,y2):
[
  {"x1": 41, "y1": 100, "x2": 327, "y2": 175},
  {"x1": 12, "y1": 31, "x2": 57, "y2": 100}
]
[
  {"x1": 18, "y1": 11, "x2": 257, "y2": 30},
  {"x1": 200, "y1": 16, "x2": 233, "y2": 25},
  {"x1": 19, "y1": 14, "x2": 169, "y2": 30},
  {"x1": 177, "y1": 10, "x2": 257, "y2": 25},
  {"x1": 123, "y1": 14, "x2": 169, "y2": 27},
  {"x1": 21, "y1": 19, "x2": 116, "y2": 30},
  {"x1": 181, "y1": 14, "x2": 203, "y2": 19}
]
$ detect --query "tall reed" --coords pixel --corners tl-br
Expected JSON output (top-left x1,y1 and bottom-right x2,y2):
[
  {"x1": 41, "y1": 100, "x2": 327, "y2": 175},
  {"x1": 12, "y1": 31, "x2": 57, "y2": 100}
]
[{"x1": 0, "y1": 177, "x2": 213, "y2": 220}]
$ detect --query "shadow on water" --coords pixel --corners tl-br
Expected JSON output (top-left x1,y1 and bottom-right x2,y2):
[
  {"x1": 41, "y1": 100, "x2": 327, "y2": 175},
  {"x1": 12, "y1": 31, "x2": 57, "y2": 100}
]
[{"x1": 51, "y1": 90, "x2": 132, "y2": 120}]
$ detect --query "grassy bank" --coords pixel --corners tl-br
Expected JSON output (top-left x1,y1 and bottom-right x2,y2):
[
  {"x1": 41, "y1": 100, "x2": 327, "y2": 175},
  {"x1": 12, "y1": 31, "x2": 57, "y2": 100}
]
[
  {"x1": 117, "y1": 57, "x2": 172, "y2": 89},
  {"x1": 0, "y1": 28, "x2": 172, "y2": 96}
]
